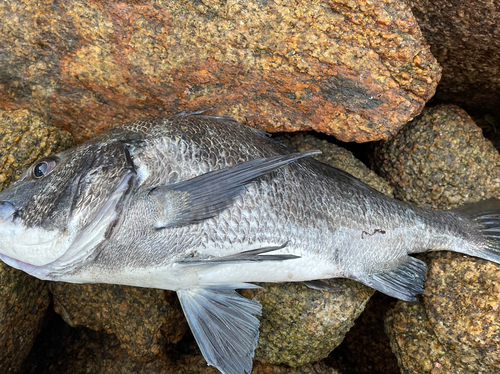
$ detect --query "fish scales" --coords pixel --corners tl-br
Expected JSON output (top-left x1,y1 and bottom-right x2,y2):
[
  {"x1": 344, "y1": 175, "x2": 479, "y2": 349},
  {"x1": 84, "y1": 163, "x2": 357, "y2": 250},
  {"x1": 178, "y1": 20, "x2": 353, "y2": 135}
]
[{"x1": 0, "y1": 114, "x2": 499, "y2": 374}]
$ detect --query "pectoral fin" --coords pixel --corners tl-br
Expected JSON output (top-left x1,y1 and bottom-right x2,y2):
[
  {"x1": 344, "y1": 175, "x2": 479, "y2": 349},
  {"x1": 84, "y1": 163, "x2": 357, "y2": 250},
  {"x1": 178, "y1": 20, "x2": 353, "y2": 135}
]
[
  {"x1": 177, "y1": 286, "x2": 262, "y2": 374},
  {"x1": 303, "y1": 280, "x2": 340, "y2": 291},
  {"x1": 151, "y1": 151, "x2": 319, "y2": 229},
  {"x1": 176, "y1": 243, "x2": 300, "y2": 266},
  {"x1": 356, "y1": 256, "x2": 427, "y2": 301}
]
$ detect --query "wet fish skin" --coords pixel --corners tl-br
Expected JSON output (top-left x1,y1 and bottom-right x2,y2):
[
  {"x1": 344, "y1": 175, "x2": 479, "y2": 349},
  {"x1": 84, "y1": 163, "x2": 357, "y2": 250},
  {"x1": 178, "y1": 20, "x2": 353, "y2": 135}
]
[{"x1": 0, "y1": 114, "x2": 499, "y2": 374}]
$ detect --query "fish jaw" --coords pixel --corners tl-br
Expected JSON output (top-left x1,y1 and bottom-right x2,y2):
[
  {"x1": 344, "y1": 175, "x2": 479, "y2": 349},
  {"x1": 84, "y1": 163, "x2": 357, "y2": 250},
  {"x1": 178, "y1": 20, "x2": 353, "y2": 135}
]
[{"x1": 0, "y1": 201, "x2": 72, "y2": 268}]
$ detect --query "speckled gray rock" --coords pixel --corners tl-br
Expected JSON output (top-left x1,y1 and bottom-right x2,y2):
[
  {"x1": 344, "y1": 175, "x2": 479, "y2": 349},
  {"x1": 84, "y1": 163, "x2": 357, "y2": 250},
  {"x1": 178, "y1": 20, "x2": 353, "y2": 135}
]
[
  {"x1": 242, "y1": 281, "x2": 373, "y2": 367},
  {"x1": 0, "y1": 109, "x2": 74, "y2": 374},
  {"x1": 20, "y1": 315, "x2": 340, "y2": 374},
  {"x1": 372, "y1": 105, "x2": 500, "y2": 209},
  {"x1": 372, "y1": 104, "x2": 500, "y2": 373},
  {"x1": 385, "y1": 253, "x2": 500, "y2": 374},
  {"x1": 50, "y1": 283, "x2": 188, "y2": 361}
]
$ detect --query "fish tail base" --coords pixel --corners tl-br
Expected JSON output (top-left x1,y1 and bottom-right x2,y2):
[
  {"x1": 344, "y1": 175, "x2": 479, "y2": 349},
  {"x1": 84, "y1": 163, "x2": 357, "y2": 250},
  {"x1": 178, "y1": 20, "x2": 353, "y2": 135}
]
[{"x1": 453, "y1": 198, "x2": 500, "y2": 264}]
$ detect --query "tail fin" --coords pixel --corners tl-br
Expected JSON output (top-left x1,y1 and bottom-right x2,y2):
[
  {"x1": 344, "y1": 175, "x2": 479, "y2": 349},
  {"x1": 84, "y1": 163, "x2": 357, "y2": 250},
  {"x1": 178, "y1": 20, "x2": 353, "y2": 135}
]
[{"x1": 453, "y1": 198, "x2": 500, "y2": 264}]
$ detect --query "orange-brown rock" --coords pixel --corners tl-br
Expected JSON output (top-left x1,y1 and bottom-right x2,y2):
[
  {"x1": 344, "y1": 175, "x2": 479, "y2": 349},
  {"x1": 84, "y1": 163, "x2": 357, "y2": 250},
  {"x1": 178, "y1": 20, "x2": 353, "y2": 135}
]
[{"x1": 0, "y1": 0, "x2": 440, "y2": 143}]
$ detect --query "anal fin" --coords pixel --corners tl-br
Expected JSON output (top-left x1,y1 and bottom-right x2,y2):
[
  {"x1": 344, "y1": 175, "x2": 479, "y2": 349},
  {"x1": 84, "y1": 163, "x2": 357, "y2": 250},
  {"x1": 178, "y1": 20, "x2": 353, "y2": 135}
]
[
  {"x1": 177, "y1": 286, "x2": 262, "y2": 374},
  {"x1": 357, "y1": 256, "x2": 427, "y2": 301}
]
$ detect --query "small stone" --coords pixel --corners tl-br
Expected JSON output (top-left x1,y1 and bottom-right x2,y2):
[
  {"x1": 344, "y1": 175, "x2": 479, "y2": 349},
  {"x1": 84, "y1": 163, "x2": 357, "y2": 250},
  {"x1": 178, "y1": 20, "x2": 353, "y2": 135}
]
[{"x1": 242, "y1": 280, "x2": 373, "y2": 367}]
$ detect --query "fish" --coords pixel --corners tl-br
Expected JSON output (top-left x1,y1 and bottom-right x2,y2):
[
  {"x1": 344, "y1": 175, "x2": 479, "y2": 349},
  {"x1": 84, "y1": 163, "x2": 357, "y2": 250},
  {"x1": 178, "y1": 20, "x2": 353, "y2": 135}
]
[{"x1": 0, "y1": 112, "x2": 499, "y2": 374}]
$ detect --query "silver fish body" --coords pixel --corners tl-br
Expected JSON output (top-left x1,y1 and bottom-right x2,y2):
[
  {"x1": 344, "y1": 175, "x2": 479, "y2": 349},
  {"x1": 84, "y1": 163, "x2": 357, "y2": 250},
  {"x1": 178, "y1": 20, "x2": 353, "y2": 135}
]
[{"x1": 0, "y1": 114, "x2": 499, "y2": 374}]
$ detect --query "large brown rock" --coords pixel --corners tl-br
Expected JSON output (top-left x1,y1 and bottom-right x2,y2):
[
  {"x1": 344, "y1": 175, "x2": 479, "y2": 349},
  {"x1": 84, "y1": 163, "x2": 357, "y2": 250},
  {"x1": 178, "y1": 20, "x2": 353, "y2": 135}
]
[
  {"x1": 0, "y1": 109, "x2": 74, "y2": 374},
  {"x1": 0, "y1": 0, "x2": 440, "y2": 143},
  {"x1": 405, "y1": 0, "x2": 500, "y2": 116}
]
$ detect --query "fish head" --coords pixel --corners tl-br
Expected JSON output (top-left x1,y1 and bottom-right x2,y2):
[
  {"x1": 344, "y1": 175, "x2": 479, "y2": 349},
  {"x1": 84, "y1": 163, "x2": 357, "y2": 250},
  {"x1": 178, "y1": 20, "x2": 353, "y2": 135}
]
[{"x1": 0, "y1": 132, "x2": 137, "y2": 274}]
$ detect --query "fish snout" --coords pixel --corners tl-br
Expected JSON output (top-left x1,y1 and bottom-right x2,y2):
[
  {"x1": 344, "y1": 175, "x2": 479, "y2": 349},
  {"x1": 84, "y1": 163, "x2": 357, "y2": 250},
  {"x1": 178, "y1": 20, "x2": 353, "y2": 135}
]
[{"x1": 0, "y1": 201, "x2": 16, "y2": 223}]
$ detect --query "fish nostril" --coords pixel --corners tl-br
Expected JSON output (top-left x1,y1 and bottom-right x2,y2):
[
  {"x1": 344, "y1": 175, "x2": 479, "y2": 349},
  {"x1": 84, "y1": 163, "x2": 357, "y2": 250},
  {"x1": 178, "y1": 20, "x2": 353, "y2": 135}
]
[{"x1": 0, "y1": 201, "x2": 16, "y2": 222}]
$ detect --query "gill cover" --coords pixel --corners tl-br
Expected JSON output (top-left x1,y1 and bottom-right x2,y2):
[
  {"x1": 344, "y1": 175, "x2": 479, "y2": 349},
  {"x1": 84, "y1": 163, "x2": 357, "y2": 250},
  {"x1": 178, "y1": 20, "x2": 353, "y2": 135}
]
[{"x1": 0, "y1": 139, "x2": 137, "y2": 279}]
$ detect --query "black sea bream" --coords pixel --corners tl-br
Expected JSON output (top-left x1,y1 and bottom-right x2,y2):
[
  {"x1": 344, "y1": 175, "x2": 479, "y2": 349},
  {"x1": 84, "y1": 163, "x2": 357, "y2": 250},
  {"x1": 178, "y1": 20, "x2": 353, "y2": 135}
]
[{"x1": 0, "y1": 113, "x2": 499, "y2": 374}]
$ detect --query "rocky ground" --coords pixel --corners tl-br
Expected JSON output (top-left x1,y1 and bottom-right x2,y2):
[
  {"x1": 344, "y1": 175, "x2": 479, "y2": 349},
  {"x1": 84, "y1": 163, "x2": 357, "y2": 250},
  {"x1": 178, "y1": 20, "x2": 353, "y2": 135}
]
[{"x1": 0, "y1": 0, "x2": 499, "y2": 373}]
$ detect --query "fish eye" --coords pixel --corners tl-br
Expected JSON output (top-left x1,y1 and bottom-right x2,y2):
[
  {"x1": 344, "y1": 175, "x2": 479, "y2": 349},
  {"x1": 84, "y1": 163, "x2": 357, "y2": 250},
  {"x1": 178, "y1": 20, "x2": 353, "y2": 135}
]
[{"x1": 31, "y1": 157, "x2": 58, "y2": 179}]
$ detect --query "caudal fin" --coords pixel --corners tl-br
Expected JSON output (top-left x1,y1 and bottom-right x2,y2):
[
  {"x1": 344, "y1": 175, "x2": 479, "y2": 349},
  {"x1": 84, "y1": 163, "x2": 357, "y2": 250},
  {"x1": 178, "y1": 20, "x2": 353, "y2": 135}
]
[{"x1": 453, "y1": 199, "x2": 500, "y2": 264}]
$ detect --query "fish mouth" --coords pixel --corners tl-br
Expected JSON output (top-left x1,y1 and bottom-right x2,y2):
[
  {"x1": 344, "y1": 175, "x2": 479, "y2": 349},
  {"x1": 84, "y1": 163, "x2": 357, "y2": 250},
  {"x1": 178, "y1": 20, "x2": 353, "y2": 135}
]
[{"x1": 0, "y1": 202, "x2": 72, "y2": 268}]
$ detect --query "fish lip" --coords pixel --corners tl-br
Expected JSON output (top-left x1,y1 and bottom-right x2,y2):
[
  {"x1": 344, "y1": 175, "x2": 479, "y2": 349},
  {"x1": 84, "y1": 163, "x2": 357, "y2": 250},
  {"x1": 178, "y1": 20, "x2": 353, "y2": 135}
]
[{"x1": 0, "y1": 252, "x2": 38, "y2": 274}]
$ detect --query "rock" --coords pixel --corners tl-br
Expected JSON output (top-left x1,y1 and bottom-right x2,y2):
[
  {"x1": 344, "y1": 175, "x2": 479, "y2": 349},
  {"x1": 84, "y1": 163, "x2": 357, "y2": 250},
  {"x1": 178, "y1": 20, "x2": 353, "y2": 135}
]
[
  {"x1": 371, "y1": 105, "x2": 500, "y2": 210},
  {"x1": 326, "y1": 293, "x2": 400, "y2": 374},
  {"x1": 0, "y1": 266, "x2": 50, "y2": 374},
  {"x1": 0, "y1": 109, "x2": 74, "y2": 374},
  {"x1": 385, "y1": 253, "x2": 500, "y2": 374},
  {"x1": 242, "y1": 280, "x2": 373, "y2": 367},
  {"x1": 404, "y1": 0, "x2": 500, "y2": 116},
  {"x1": 0, "y1": 0, "x2": 440, "y2": 143},
  {"x1": 371, "y1": 104, "x2": 500, "y2": 373},
  {"x1": 50, "y1": 283, "x2": 188, "y2": 361},
  {"x1": 20, "y1": 314, "x2": 340, "y2": 374},
  {"x1": 0, "y1": 109, "x2": 75, "y2": 191}
]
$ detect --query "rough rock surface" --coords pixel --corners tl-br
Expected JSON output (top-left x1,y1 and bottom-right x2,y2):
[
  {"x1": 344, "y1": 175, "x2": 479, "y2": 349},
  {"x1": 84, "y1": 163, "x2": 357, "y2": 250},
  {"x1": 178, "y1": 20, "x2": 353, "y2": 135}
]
[
  {"x1": 21, "y1": 314, "x2": 340, "y2": 374},
  {"x1": 404, "y1": 0, "x2": 500, "y2": 115},
  {"x1": 386, "y1": 253, "x2": 500, "y2": 374},
  {"x1": 0, "y1": 0, "x2": 440, "y2": 143},
  {"x1": 242, "y1": 280, "x2": 373, "y2": 367},
  {"x1": 372, "y1": 104, "x2": 500, "y2": 373},
  {"x1": 0, "y1": 109, "x2": 74, "y2": 374},
  {"x1": 371, "y1": 105, "x2": 500, "y2": 209},
  {"x1": 0, "y1": 109, "x2": 75, "y2": 190},
  {"x1": 326, "y1": 293, "x2": 400, "y2": 374},
  {"x1": 50, "y1": 283, "x2": 188, "y2": 361}
]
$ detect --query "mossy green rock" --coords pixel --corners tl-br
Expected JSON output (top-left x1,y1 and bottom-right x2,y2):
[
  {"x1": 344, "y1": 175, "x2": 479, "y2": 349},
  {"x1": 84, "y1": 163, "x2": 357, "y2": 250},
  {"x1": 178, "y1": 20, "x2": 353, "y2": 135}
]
[
  {"x1": 372, "y1": 105, "x2": 500, "y2": 209},
  {"x1": 0, "y1": 109, "x2": 74, "y2": 374}
]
